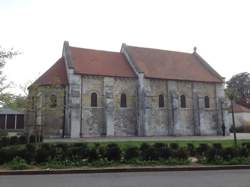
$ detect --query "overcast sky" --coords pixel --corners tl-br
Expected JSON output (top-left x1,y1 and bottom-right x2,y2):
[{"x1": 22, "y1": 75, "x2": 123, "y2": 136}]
[{"x1": 1, "y1": 0, "x2": 250, "y2": 94}]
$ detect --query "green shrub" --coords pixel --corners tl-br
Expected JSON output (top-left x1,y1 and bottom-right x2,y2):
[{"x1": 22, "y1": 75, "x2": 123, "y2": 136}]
[
  {"x1": 186, "y1": 143, "x2": 195, "y2": 156},
  {"x1": 222, "y1": 147, "x2": 239, "y2": 160},
  {"x1": 0, "y1": 136, "x2": 10, "y2": 147},
  {"x1": 153, "y1": 143, "x2": 171, "y2": 160},
  {"x1": 35, "y1": 144, "x2": 56, "y2": 163},
  {"x1": 196, "y1": 143, "x2": 210, "y2": 156},
  {"x1": 29, "y1": 135, "x2": 36, "y2": 143},
  {"x1": 10, "y1": 136, "x2": 18, "y2": 145},
  {"x1": 174, "y1": 147, "x2": 188, "y2": 160},
  {"x1": 7, "y1": 157, "x2": 30, "y2": 170},
  {"x1": 140, "y1": 143, "x2": 157, "y2": 161},
  {"x1": 88, "y1": 147, "x2": 99, "y2": 162},
  {"x1": 18, "y1": 135, "x2": 27, "y2": 144},
  {"x1": 170, "y1": 143, "x2": 179, "y2": 150},
  {"x1": 124, "y1": 146, "x2": 140, "y2": 160},
  {"x1": 105, "y1": 143, "x2": 122, "y2": 161}
]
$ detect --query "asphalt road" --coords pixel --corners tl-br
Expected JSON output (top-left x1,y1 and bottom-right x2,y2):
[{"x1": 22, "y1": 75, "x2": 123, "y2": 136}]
[{"x1": 0, "y1": 170, "x2": 250, "y2": 187}]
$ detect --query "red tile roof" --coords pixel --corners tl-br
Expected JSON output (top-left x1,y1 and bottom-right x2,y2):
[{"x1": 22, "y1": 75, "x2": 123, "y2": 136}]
[
  {"x1": 126, "y1": 45, "x2": 224, "y2": 83},
  {"x1": 32, "y1": 57, "x2": 68, "y2": 86},
  {"x1": 229, "y1": 103, "x2": 250, "y2": 113},
  {"x1": 70, "y1": 47, "x2": 136, "y2": 78}
]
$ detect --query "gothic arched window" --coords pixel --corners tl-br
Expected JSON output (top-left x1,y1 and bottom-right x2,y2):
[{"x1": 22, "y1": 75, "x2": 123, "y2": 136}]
[
  {"x1": 180, "y1": 95, "x2": 186, "y2": 108},
  {"x1": 91, "y1": 92, "x2": 97, "y2": 107},
  {"x1": 120, "y1": 93, "x2": 127, "y2": 108},
  {"x1": 50, "y1": 95, "x2": 57, "y2": 108},
  {"x1": 159, "y1": 95, "x2": 164, "y2": 108},
  {"x1": 204, "y1": 96, "x2": 210, "y2": 108}
]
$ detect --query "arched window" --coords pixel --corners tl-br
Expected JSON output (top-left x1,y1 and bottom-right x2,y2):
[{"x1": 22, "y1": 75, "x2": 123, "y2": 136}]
[
  {"x1": 91, "y1": 92, "x2": 97, "y2": 107},
  {"x1": 180, "y1": 95, "x2": 186, "y2": 108},
  {"x1": 50, "y1": 95, "x2": 57, "y2": 108},
  {"x1": 159, "y1": 95, "x2": 164, "y2": 108},
  {"x1": 120, "y1": 93, "x2": 127, "y2": 108},
  {"x1": 204, "y1": 96, "x2": 210, "y2": 108}
]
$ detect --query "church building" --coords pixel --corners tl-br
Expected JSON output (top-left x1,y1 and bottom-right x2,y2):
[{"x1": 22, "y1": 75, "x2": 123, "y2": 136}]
[{"x1": 26, "y1": 41, "x2": 228, "y2": 138}]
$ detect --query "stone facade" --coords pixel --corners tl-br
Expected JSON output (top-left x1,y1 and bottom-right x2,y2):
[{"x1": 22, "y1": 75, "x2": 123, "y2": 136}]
[{"x1": 27, "y1": 42, "x2": 229, "y2": 138}]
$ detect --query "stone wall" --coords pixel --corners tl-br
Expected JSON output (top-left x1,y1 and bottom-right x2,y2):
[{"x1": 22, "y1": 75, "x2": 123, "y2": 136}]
[
  {"x1": 26, "y1": 86, "x2": 65, "y2": 138},
  {"x1": 81, "y1": 76, "x2": 137, "y2": 137}
]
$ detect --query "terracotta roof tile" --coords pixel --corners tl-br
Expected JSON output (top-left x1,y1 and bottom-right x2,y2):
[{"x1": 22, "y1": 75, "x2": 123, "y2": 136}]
[
  {"x1": 70, "y1": 47, "x2": 136, "y2": 78},
  {"x1": 33, "y1": 57, "x2": 68, "y2": 86},
  {"x1": 126, "y1": 45, "x2": 224, "y2": 83},
  {"x1": 229, "y1": 103, "x2": 250, "y2": 113}
]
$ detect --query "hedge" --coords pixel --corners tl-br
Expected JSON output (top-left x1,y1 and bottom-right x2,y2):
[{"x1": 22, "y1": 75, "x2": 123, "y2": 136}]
[{"x1": 1, "y1": 142, "x2": 250, "y2": 166}]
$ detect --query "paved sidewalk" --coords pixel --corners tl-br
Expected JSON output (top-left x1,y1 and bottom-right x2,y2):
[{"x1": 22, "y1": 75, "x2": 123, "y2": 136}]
[{"x1": 45, "y1": 133, "x2": 250, "y2": 143}]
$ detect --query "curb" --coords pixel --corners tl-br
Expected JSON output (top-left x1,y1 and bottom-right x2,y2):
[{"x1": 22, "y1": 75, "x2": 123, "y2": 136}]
[{"x1": 1, "y1": 165, "x2": 250, "y2": 175}]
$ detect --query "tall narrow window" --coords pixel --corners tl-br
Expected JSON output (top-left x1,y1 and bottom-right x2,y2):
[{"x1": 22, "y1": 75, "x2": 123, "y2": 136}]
[
  {"x1": 120, "y1": 93, "x2": 127, "y2": 108},
  {"x1": 91, "y1": 92, "x2": 97, "y2": 107},
  {"x1": 159, "y1": 95, "x2": 164, "y2": 108},
  {"x1": 180, "y1": 95, "x2": 186, "y2": 108},
  {"x1": 50, "y1": 95, "x2": 57, "y2": 108},
  {"x1": 204, "y1": 96, "x2": 210, "y2": 108}
]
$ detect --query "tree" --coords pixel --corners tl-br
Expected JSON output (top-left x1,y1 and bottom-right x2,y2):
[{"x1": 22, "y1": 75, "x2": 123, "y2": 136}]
[
  {"x1": 225, "y1": 88, "x2": 240, "y2": 147},
  {"x1": 0, "y1": 46, "x2": 19, "y2": 105},
  {"x1": 226, "y1": 72, "x2": 250, "y2": 108}
]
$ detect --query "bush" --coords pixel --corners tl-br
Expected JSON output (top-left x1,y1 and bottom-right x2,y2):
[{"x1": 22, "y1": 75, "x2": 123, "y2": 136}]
[
  {"x1": 222, "y1": 147, "x2": 239, "y2": 160},
  {"x1": 35, "y1": 144, "x2": 56, "y2": 163},
  {"x1": 140, "y1": 143, "x2": 157, "y2": 161},
  {"x1": 29, "y1": 135, "x2": 36, "y2": 143},
  {"x1": 124, "y1": 146, "x2": 140, "y2": 160},
  {"x1": 105, "y1": 143, "x2": 122, "y2": 161},
  {"x1": 196, "y1": 144, "x2": 210, "y2": 156},
  {"x1": 174, "y1": 148, "x2": 188, "y2": 160},
  {"x1": 7, "y1": 157, "x2": 30, "y2": 170},
  {"x1": 0, "y1": 136, "x2": 10, "y2": 147},
  {"x1": 87, "y1": 147, "x2": 99, "y2": 162},
  {"x1": 170, "y1": 143, "x2": 179, "y2": 150},
  {"x1": 186, "y1": 143, "x2": 196, "y2": 156},
  {"x1": 10, "y1": 136, "x2": 18, "y2": 145},
  {"x1": 153, "y1": 143, "x2": 171, "y2": 160},
  {"x1": 18, "y1": 135, "x2": 27, "y2": 144}
]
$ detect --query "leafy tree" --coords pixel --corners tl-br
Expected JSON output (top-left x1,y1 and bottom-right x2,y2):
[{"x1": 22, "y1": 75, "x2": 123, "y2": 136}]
[
  {"x1": 226, "y1": 72, "x2": 250, "y2": 108},
  {"x1": 0, "y1": 46, "x2": 19, "y2": 105}
]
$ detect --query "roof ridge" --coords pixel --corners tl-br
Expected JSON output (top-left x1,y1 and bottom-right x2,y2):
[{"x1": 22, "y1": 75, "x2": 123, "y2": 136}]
[
  {"x1": 69, "y1": 46, "x2": 120, "y2": 54},
  {"x1": 126, "y1": 45, "x2": 192, "y2": 55}
]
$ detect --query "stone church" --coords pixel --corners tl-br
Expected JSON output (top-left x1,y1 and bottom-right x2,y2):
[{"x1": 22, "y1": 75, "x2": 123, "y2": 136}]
[{"x1": 26, "y1": 41, "x2": 229, "y2": 138}]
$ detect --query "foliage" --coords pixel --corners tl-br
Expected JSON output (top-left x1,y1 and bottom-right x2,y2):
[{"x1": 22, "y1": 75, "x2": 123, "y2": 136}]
[
  {"x1": 226, "y1": 72, "x2": 250, "y2": 107},
  {"x1": 7, "y1": 156, "x2": 30, "y2": 170},
  {"x1": 105, "y1": 143, "x2": 122, "y2": 161},
  {"x1": 0, "y1": 46, "x2": 19, "y2": 106},
  {"x1": 124, "y1": 146, "x2": 140, "y2": 160}
]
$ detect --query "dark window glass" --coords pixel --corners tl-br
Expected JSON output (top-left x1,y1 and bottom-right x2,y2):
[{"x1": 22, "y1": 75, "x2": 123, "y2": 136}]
[
  {"x1": 180, "y1": 95, "x2": 186, "y2": 108},
  {"x1": 7, "y1": 114, "x2": 15, "y2": 129},
  {"x1": 205, "y1": 96, "x2": 210, "y2": 108},
  {"x1": 50, "y1": 95, "x2": 57, "y2": 108},
  {"x1": 120, "y1": 94, "x2": 127, "y2": 108},
  {"x1": 31, "y1": 96, "x2": 35, "y2": 110},
  {"x1": 0, "y1": 114, "x2": 5, "y2": 129},
  {"x1": 16, "y1": 115, "x2": 24, "y2": 129},
  {"x1": 91, "y1": 92, "x2": 97, "y2": 107},
  {"x1": 159, "y1": 95, "x2": 164, "y2": 108}
]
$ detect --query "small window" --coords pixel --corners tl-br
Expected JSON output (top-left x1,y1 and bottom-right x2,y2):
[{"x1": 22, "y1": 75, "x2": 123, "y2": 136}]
[
  {"x1": 31, "y1": 96, "x2": 35, "y2": 110},
  {"x1": 204, "y1": 96, "x2": 210, "y2": 108},
  {"x1": 180, "y1": 95, "x2": 186, "y2": 108},
  {"x1": 159, "y1": 95, "x2": 164, "y2": 108},
  {"x1": 120, "y1": 93, "x2": 127, "y2": 108},
  {"x1": 50, "y1": 95, "x2": 57, "y2": 108},
  {"x1": 6, "y1": 114, "x2": 15, "y2": 129},
  {"x1": 91, "y1": 92, "x2": 97, "y2": 107}
]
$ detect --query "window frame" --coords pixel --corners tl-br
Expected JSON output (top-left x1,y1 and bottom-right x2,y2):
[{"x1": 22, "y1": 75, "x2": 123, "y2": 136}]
[
  {"x1": 120, "y1": 93, "x2": 127, "y2": 108},
  {"x1": 91, "y1": 92, "x2": 98, "y2": 107},
  {"x1": 159, "y1": 94, "x2": 164, "y2": 108},
  {"x1": 180, "y1": 95, "x2": 186, "y2": 108}
]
